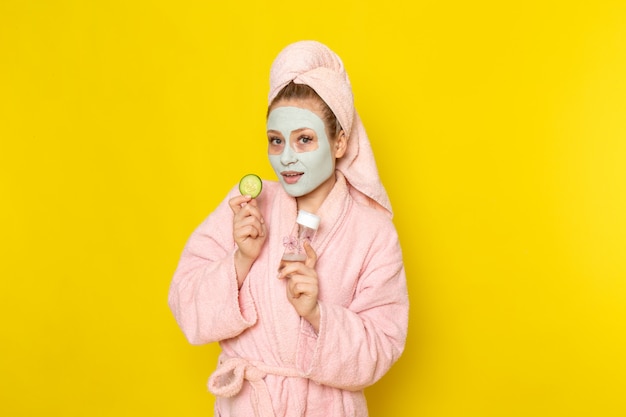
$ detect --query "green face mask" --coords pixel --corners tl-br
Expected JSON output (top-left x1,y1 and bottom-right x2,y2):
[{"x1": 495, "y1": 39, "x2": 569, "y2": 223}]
[{"x1": 267, "y1": 106, "x2": 334, "y2": 197}]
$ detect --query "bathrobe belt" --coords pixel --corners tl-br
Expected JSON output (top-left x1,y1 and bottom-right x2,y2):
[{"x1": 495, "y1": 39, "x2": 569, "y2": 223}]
[{"x1": 208, "y1": 355, "x2": 303, "y2": 417}]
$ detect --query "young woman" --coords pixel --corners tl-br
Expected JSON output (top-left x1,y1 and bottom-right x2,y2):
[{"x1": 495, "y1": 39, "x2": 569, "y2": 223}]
[{"x1": 169, "y1": 40, "x2": 409, "y2": 417}]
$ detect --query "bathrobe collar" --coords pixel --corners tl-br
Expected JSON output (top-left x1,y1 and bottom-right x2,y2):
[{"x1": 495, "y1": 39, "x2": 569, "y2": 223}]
[{"x1": 270, "y1": 170, "x2": 352, "y2": 270}]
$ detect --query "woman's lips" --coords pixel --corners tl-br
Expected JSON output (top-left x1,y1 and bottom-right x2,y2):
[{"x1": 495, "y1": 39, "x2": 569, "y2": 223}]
[{"x1": 281, "y1": 171, "x2": 303, "y2": 184}]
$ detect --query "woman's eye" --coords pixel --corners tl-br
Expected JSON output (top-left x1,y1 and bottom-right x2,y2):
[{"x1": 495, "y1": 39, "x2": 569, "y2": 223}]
[
  {"x1": 299, "y1": 135, "x2": 313, "y2": 144},
  {"x1": 269, "y1": 137, "x2": 282, "y2": 145}
]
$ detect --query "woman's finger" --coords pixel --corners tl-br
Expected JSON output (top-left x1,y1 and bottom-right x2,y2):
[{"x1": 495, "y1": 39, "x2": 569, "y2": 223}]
[
  {"x1": 304, "y1": 240, "x2": 317, "y2": 269},
  {"x1": 228, "y1": 194, "x2": 252, "y2": 214}
]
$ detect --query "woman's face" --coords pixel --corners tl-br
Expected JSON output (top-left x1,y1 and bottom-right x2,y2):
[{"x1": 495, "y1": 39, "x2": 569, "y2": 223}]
[{"x1": 267, "y1": 99, "x2": 337, "y2": 197}]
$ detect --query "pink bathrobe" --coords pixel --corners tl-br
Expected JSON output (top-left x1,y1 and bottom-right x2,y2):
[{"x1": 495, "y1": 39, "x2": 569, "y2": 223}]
[{"x1": 169, "y1": 172, "x2": 408, "y2": 417}]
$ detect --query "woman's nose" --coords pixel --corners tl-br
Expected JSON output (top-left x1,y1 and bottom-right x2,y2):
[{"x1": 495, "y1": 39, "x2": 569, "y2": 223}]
[{"x1": 280, "y1": 144, "x2": 298, "y2": 166}]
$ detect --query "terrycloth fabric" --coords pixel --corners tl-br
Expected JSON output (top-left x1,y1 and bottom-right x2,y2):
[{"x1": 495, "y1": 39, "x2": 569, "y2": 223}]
[
  {"x1": 168, "y1": 173, "x2": 408, "y2": 417},
  {"x1": 208, "y1": 357, "x2": 301, "y2": 417},
  {"x1": 268, "y1": 40, "x2": 393, "y2": 218}
]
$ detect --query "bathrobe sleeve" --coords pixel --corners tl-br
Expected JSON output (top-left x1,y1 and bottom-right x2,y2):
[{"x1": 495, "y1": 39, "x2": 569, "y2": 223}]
[
  {"x1": 296, "y1": 212, "x2": 408, "y2": 391},
  {"x1": 168, "y1": 188, "x2": 258, "y2": 345}
]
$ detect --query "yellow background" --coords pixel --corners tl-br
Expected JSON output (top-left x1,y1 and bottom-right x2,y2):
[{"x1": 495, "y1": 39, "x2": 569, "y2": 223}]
[{"x1": 2, "y1": 0, "x2": 625, "y2": 416}]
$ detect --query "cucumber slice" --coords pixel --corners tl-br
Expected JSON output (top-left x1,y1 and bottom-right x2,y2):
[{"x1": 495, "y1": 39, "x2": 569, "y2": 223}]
[{"x1": 239, "y1": 174, "x2": 263, "y2": 198}]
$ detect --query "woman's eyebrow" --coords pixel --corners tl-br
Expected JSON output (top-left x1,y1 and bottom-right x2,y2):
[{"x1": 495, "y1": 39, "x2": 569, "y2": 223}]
[
  {"x1": 267, "y1": 127, "x2": 314, "y2": 134},
  {"x1": 290, "y1": 127, "x2": 314, "y2": 133}
]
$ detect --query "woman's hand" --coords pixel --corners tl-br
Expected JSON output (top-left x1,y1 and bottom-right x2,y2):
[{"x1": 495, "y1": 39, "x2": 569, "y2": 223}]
[
  {"x1": 278, "y1": 240, "x2": 320, "y2": 331},
  {"x1": 229, "y1": 195, "x2": 267, "y2": 286}
]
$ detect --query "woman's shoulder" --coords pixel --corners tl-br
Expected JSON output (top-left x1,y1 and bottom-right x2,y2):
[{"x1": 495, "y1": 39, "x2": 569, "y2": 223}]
[
  {"x1": 348, "y1": 197, "x2": 398, "y2": 235},
  {"x1": 342, "y1": 200, "x2": 402, "y2": 260}
]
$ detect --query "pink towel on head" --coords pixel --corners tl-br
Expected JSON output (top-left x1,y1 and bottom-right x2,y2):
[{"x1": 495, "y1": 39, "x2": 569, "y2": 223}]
[{"x1": 268, "y1": 40, "x2": 393, "y2": 218}]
